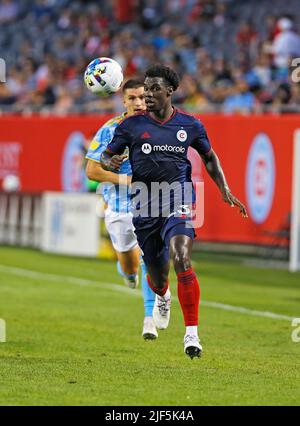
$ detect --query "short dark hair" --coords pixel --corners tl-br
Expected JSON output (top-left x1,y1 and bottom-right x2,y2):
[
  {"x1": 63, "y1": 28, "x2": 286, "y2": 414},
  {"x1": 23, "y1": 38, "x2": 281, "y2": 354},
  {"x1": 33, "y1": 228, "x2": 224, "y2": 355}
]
[
  {"x1": 145, "y1": 65, "x2": 180, "y2": 91},
  {"x1": 122, "y1": 78, "x2": 144, "y2": 93}
]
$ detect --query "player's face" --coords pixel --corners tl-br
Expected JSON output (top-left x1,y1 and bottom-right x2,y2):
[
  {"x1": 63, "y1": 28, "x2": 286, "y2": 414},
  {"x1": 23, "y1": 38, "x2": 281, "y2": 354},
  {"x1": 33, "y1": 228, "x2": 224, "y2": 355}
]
[
  {"x1": 144, "y1": 77, "x2": 172, "y2": 111},
  {"x1": 123, "y1": 87, "x2": 146, "y2": 116}
]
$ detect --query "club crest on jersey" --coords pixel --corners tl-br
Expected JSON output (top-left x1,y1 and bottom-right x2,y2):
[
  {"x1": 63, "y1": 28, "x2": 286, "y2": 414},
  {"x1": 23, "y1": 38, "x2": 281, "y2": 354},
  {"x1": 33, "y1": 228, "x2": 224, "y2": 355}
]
[
  {"x1": 142, "y1": 143, "x2": 152, "y2": 154},
  {"x1": 177, "y1": 130, "x2": 187, "y2": 142},
  {"x1": 90, "y1": 140, "x2": 100, "y2": 151}
]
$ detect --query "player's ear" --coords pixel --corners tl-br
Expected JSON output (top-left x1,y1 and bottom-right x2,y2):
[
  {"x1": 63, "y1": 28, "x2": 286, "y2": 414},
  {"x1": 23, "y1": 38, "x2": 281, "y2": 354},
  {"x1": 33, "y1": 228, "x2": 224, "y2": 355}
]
[
  {"x1": 167, "y1": 86, "x2": 174, "y2": 96},
  {"x1": 123, "y1": 92, "x2": 128, "y2": 108}
]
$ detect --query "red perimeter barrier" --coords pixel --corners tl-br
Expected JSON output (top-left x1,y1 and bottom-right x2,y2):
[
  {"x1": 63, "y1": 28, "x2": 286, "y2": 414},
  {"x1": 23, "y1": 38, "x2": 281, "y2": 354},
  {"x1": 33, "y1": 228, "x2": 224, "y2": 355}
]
[{"x1": 0, "y1": 114, "x2": 298, "y2": 245}]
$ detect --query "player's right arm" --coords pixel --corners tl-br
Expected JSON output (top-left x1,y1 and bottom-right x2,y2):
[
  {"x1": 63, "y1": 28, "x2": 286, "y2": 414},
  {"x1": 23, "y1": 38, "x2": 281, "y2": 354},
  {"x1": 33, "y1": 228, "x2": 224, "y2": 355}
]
[
  {"x1": 86, "y1": 160, "x2": 130, "y2": 185},
  {"x1": 85, "y1": 123, "x2": 130, "y2": 185},
  {"x1": 101, "y1": 121, "x2": 132, "y2": 172}
]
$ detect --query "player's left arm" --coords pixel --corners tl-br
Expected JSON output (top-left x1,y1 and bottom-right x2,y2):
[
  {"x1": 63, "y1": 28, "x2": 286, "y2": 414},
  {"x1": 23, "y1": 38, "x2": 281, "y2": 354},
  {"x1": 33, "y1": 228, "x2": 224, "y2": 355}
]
[{"x1": 191, "y1": 120, "x2": 248, "y2": 218}]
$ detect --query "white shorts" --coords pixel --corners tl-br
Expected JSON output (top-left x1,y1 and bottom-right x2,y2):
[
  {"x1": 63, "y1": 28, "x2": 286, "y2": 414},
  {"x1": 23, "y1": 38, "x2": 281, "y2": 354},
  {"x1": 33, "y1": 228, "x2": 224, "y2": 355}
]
[{"x1": 104, "y1": 207, "x2": 138, "y2": 253}]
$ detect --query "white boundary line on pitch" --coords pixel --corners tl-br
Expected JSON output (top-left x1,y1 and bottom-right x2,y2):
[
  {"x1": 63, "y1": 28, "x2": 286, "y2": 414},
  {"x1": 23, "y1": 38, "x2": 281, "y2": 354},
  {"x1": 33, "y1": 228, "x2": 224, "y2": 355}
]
[{"x1": 0, "y1": 264, "x2": 295, "y2": 322}]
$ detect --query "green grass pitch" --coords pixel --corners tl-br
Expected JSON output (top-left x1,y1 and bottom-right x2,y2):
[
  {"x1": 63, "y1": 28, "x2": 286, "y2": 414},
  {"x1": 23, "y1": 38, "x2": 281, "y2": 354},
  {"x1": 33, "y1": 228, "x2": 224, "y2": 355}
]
[{"x1": 0, "y1": 246, "x2": 300, "y2": 406}]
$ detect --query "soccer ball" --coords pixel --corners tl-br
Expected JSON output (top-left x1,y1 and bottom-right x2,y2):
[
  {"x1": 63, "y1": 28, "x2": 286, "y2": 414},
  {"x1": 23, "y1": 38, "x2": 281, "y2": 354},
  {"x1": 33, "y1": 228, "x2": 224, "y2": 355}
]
[
  {"x1": 2, "y1": 174, "x2": 20, "y2": 192},
  {"x1": 84, "y1": 57, "x2": 124, "y2": 96}
]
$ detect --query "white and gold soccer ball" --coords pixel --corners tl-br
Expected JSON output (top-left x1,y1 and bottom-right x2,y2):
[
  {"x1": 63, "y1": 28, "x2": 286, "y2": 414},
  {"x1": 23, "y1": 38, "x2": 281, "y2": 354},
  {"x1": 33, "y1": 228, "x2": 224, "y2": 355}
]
[{"x1": 84, "y1": 57, "x2": 124, "y2": 97}]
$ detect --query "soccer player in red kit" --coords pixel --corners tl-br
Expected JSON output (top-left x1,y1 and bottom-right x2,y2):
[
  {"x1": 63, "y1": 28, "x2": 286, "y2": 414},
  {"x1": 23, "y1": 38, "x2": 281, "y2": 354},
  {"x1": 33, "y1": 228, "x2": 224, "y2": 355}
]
[{"x1": 101, "y1": 65, "x2": 248, "y2": 359}]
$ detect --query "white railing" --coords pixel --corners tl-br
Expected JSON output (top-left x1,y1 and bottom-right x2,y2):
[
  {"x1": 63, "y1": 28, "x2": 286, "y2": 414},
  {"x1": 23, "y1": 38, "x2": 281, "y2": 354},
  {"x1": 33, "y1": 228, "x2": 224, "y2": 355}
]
[
  {"x1": 0, "y1": 192, "x2": 42, "y2": 248},
  {"x1": 0, "y1": 191, "x2": 103, "y2": 257}
]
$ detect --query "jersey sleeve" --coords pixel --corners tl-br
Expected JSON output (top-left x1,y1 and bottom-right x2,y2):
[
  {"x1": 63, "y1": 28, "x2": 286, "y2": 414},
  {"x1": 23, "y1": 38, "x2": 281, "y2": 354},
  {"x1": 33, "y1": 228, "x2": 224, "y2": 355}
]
[
  {"x1": 106, "y1": 122, "x2": 132, "y2": 154},
  {"x1": 86, "y1": 125, "x2": 115, "y2": 162},
  {"x1": 190, "y1": 119, "x2": 212, "y2": 155}
]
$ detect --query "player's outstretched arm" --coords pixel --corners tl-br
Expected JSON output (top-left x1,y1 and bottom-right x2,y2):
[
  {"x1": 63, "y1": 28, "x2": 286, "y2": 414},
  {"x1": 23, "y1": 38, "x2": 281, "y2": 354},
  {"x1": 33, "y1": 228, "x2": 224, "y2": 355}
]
[
  {"x1": 86, "y1": 159, "x2": 131, "y2": 185},
  {"x1": 100, "y1": 149, "x2": 128, "y2": 172},
  {"x1": 200, "y1": 149, "x2": 248, "y2": 218}
]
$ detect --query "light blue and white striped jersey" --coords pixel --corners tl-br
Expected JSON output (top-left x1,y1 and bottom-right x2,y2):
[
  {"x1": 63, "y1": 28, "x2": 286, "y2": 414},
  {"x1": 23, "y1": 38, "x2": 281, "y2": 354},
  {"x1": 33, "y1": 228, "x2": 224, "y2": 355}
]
[{"x1": 86, "y1": 113, "x2": 131, "y2": 213}]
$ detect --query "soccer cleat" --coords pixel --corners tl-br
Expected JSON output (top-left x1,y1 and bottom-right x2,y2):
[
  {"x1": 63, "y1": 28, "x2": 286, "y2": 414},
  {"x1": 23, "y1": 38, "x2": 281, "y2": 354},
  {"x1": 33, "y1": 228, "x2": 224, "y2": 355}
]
[
  {"x1": 117, "y1": 261, "x2": 139, "y2": 289},
  {"x1": 153, "y1": 294, "x2": 171, "y2": 330},
  {"x1": 184, "y1": 334, "x2": 202, "y2": 359},
  {"x1": 123, "y1": 275, "x2": 139, "y2": 289},
  {"x1": 142, "y1": 317, "x2": 158, "y2": 340}
]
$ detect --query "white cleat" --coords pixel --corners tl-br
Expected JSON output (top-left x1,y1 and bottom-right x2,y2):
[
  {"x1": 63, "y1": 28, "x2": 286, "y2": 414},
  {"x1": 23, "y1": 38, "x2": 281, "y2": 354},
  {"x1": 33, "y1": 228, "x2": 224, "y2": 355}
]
[
  {"x1": 142, "y1": 317, "x2": 158, "y2": 340},
  {"x1": 184, "y1": 334, "x2": 202, "y2": 359},
  {"x1": 153, "y1": 294, "x2": 171, "y2": 330},
  {"x1": 123, "y1": 275, "x2": 139, "y2": 289},
  {"x1": 117, "y1": 261, "x2": 139, "y2": 289}
]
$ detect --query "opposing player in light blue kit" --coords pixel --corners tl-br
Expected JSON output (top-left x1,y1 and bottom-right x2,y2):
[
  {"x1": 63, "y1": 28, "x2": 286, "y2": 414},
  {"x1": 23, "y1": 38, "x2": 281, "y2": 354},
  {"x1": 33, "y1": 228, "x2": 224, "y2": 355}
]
[{"x1": 86, "y1": 79, "x2": 160, "y2": 340}]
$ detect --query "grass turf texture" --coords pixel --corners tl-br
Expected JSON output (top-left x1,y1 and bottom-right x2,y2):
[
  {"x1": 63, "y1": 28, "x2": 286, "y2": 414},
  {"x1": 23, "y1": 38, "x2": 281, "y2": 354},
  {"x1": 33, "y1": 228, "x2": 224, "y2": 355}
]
[{"x1": 0, "y1": 246, "x2": 299, "y2": 406}]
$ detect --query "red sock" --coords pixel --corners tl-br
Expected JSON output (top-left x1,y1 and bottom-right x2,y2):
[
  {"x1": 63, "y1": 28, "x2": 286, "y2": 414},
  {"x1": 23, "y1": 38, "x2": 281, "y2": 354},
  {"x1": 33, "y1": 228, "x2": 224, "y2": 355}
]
[
  {"x1": 177, "y1": 268, "x2": 200, "y2": 326},
  {"x1": 147, "y1": 275, "x2": 169, "y2": 297}
]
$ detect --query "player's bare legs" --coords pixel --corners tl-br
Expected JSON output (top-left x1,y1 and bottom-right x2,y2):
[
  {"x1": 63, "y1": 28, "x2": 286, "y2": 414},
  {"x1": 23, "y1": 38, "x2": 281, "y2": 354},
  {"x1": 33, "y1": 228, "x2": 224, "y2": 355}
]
[
  {"x1": 116, "y1": 247, "x2": 140, "y2": 276},
  {"x1": 170, "y1": 234, "x2": 202, "y2": 359},
  {"x1": 116, "y1": 246, "x2": 141, "y2": 289},
  {"x1": 170, "y1": 235, "x2": 193, "y2": 273},
  {"x1": 146, "y1": 261, "x2": 170, "y2": 290}
]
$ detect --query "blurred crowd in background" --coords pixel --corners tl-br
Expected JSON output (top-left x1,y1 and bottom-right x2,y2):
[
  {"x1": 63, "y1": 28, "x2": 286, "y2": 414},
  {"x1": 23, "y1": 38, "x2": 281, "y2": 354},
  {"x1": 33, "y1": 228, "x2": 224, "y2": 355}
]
[{"x1": 0, "y1": 0, "x2": 300, "y2": 114}]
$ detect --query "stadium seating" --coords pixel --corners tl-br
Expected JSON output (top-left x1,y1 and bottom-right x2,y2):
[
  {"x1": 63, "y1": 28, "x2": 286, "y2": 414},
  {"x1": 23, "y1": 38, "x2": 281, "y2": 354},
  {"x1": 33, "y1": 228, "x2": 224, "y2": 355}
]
[{"x1": 0, "y1": 0, "x2": 300, "y2": 113}]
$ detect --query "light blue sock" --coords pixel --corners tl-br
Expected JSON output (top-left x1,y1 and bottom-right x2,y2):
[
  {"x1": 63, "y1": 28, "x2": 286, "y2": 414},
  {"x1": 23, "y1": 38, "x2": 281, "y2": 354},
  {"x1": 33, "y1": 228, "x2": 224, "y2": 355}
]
[
  {"x1": 117, "y1": 261, "x2": 137, "y2": 281},
  {"x1": 117, "y1": 261, "x2": 124, "y2": 277},
  {"x1": 140, "y1": 258, "x2": 155, "y2": 318}
]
